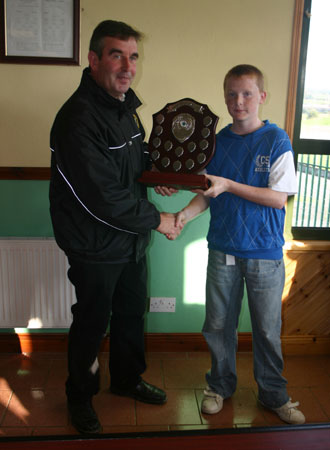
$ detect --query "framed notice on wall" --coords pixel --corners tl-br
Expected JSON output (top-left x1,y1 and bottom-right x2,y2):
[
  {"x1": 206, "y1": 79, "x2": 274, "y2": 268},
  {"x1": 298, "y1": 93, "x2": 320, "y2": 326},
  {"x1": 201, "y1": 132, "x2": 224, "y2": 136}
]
[{"x1": 0, "y1": 0, "x2": 80, "y2": 65}]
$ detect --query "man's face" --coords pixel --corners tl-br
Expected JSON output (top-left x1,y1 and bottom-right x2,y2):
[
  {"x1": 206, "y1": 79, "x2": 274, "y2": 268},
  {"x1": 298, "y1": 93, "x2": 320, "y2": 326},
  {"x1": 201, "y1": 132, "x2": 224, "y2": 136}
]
[
  {"x1": 88, "y1": 36, "x2": 138, "y2": 99},
  {"x1": 224, "y1": 75, "x2": 266, "y2": 124}
]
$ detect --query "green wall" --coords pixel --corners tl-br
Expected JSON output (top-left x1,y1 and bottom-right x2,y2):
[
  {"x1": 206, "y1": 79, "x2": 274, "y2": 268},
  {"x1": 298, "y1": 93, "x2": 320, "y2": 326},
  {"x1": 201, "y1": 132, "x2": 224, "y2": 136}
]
[
  {"x1": 0, "y1": 180, "x2": 53, "y2": 237},
  {"x1": 0, "y1": 180, "x2": 251, "y2": 333}
]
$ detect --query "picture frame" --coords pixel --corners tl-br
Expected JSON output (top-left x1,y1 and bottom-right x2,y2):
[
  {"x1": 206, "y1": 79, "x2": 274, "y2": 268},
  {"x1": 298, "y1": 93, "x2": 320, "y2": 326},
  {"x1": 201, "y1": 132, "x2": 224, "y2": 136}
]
[{"x1": 0, "y1": 0, "x2": 80, "y2": 65}]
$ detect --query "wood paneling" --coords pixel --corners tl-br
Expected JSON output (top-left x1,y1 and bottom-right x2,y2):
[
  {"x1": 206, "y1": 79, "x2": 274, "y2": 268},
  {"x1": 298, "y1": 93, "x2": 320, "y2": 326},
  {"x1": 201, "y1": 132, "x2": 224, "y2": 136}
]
[
  {"x1": 0, "y1": 167, "x2": 50, "y2": 180},
  {"x1": 282, "y1": 242, "x2": 330, "y2": 340},
  {"x1": 1, "y1": 331, "x2": 330, "y2": 355}
]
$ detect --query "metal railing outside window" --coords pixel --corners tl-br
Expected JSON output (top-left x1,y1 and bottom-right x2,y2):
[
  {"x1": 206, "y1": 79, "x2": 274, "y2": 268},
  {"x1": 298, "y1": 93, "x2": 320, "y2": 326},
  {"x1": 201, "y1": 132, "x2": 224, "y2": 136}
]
[{"x1": 292, "y1": 154, "x2": 330, "y2": 227}]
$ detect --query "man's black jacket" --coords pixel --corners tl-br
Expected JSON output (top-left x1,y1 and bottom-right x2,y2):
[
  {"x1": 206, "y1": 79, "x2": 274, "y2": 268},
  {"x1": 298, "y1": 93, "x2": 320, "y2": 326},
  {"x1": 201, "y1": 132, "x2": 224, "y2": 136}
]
[{"x1": 49, "y1": 68, "x2": 160, "y2": 263}]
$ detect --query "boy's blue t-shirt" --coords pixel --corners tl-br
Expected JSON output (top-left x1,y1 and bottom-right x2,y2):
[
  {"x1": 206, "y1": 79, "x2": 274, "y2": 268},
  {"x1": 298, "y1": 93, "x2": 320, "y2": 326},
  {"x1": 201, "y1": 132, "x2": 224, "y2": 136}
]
[{"x1": 206, "y1": 120, "x2": 293, "y2": 260}]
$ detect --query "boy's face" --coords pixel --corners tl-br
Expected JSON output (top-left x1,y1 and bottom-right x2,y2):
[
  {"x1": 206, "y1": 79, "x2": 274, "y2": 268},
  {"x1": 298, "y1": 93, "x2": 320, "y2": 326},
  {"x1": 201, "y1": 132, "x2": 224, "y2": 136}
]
[{"x1": 224, "y1": 75, "x2": 266, "y2": 125}]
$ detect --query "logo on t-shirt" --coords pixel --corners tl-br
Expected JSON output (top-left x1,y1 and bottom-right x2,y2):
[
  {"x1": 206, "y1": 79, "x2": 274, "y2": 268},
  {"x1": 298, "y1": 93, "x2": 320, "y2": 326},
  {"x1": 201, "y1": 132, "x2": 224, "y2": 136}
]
[{"x1": 255, "y1": 155, "x2": 270, "y2": 172}]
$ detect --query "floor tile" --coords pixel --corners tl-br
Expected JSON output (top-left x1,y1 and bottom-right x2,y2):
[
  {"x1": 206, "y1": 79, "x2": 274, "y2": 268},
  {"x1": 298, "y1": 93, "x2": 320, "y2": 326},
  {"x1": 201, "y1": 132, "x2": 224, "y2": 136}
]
[
  {"x1": 136, "y1": 389, "x2": 201, "y2": 426},
  {"x1": 0, "y1": 354, "x2": 51, "y2": 390},
  {"x1": 102, "y1": 425, "x2": 169, "y2": 433},
  {"x1": 0, "y1": 427, "x2": 33, "y2": 436},
  {"x1": 293, "y1": 387, "x2": 329, "y2": 424},
  {"x1": 44, "y1": 359, "x2": 67, "y2": 389},
  {"x1": 283, "y1": 355, "x2": 330, "y2": 386},
  {"x1": 2, "y1": 389, "x2": 68, "y2": 427},
  {"x1": 95, "y1": 390, "x2": 136, "y2": 426},
  {"x1": 236, "y1": 353, "x2": 257, "y2": 388},
  {"x1": 310, "y1": 386, "x2": 330, "y2": 420},
  {"x1": 32, "y1": 426, "x2": 78, "y2": 436},
  {"x1": 0, "y1": 351, "x2": 329, "y2": 438},
  {"x1": 319, "y1": 356, "x2": 330, "y2": 375},
  {"x1": 163, "y1": 358, "x2": 209, "y2": 389}
]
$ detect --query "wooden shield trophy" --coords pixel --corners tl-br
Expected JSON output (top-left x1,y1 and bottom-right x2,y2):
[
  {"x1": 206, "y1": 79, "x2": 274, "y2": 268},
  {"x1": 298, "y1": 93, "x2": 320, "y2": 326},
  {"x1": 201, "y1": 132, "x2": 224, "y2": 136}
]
[{"x1": 138, "y1": 98, "x2": 219, "y2": 190}]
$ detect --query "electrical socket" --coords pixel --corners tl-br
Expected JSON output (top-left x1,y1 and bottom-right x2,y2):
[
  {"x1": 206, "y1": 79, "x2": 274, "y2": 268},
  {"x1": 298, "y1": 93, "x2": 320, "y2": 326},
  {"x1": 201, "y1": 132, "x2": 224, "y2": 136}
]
[{"x1": 149, "y1": 297, "x2": 176, "y2": 313}]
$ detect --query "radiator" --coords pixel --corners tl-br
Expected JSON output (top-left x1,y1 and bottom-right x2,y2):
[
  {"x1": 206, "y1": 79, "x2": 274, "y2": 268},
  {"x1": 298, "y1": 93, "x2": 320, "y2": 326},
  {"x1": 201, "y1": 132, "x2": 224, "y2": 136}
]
[{"x1": 0, "y1": 239, "x2": 75, "y2": 328}]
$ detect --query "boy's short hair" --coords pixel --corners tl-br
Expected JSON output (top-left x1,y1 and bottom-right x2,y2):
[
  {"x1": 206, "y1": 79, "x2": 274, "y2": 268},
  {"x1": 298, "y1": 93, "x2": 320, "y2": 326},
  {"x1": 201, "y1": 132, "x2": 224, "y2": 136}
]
[
  {"x1": 223, "y1": 64, "x2": 264, "y2": 92},
  {"x1": 89, "y1": 20, "x2": 142, "y2": 59}
]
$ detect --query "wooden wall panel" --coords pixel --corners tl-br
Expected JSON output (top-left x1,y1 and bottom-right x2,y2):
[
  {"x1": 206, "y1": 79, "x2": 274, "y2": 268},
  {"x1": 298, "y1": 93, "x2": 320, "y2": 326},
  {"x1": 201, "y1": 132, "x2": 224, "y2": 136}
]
[{"x1": 282, "y1": 244, "x2": 330, "y2": 337}]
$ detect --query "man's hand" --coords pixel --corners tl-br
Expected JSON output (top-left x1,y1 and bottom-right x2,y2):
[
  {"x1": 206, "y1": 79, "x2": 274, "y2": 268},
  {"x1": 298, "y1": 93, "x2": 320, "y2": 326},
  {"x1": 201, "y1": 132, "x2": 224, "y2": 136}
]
[
  {"x1": 156, "y1": 212, "x2": 181, "y2": 236},
  {"x1": 165, "y1": 210, "x2": 186, "y2": 240},
  {"x1": 154, "y1": 185, "x2": 178, "y2": 197},
  {"x1": 151, "y1": 164, "x2": 178, "y2": 196}
]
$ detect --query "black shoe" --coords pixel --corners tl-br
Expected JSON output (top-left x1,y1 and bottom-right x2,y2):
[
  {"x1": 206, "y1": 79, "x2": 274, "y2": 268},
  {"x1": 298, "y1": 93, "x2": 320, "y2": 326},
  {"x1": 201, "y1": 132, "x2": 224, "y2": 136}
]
[
  {"x1": 110, "y1": 379, "x2": 167, "y2": 404},
  {"x1": 68, "y1": 400, "x2": 102, "y2": 435}
]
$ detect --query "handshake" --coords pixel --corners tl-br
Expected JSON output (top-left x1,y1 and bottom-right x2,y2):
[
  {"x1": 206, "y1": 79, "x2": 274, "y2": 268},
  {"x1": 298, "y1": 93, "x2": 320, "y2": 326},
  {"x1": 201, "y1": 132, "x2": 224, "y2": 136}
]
[
  {"x1": 153, "y1": 180, "x2": 214, "y2": 240},
  {"x1": 153, "y1": 177, "x2": 216, "y2": 240},
  {"x1": 156, "y1": 211, "x2": 187, "y2": 241}
]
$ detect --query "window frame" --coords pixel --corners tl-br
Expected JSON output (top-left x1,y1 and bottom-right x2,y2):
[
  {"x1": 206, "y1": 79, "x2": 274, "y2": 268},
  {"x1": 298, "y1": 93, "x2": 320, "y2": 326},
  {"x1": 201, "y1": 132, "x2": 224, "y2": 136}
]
[{"x1": 285, "y1": 0, "x2": 330, "y2": 240}]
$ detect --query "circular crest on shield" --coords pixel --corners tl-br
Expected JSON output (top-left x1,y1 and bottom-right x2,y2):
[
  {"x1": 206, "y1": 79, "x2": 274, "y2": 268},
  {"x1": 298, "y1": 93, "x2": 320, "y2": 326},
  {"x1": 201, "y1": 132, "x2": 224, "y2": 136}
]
[{"x1": 148, "y1": 98, "x2": 219, "y2": 174}]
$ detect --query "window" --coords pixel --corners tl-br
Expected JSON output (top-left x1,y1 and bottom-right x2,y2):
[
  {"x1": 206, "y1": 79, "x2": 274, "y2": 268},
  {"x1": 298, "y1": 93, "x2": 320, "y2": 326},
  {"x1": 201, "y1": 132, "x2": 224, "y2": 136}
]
[{"x1": 290, "y1": 0, "x2": 330, "y2": 239}]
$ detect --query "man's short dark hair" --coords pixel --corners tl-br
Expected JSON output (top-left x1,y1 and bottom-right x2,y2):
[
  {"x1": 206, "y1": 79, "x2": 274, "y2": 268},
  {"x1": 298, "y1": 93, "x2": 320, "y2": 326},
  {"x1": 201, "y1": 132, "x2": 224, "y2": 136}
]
[{"x1": 89, "y1": 20, "x2": 142, "y2": 59}]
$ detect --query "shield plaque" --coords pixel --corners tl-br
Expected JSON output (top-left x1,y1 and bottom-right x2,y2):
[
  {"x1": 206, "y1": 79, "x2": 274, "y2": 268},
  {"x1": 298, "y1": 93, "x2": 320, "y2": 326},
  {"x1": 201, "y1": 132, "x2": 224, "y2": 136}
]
[{"x1": 138, "y1": 98, "x2": 219, "y2": 190}]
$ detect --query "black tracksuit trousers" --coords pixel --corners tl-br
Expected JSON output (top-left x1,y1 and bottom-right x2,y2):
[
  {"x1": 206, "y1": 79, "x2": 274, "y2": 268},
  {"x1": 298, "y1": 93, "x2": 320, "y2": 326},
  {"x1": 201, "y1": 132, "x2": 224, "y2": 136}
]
[{"x1": 65, "y1": 256, "x2": 147, "y2": 403}]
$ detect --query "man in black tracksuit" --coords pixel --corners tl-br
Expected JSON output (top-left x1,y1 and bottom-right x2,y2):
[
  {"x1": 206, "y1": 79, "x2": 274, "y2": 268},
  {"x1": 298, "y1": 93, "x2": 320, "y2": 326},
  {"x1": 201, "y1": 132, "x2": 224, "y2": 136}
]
[{"x1": 49, "y1": 20, "x2": 177, "y2": 434}]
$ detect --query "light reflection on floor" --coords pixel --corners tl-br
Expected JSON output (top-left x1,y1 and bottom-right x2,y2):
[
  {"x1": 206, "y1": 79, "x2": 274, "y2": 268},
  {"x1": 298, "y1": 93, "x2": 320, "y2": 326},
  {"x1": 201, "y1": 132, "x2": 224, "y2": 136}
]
[{"x1": 0, "y1": 352, "x2": 329, "y2": 436}]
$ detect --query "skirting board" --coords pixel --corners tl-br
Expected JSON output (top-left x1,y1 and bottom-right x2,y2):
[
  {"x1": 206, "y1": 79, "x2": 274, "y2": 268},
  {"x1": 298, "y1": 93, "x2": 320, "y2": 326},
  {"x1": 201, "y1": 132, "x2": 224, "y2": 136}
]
[{"x1": 0, "y1": 332, "x2": 329, "y2": 355}]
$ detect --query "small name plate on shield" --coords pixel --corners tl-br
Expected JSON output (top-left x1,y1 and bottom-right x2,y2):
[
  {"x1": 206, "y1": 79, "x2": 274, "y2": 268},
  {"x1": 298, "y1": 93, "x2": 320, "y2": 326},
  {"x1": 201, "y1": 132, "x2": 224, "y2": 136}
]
[{"x1": 138, "y1": 98, "x2": 219, "y2": 190}]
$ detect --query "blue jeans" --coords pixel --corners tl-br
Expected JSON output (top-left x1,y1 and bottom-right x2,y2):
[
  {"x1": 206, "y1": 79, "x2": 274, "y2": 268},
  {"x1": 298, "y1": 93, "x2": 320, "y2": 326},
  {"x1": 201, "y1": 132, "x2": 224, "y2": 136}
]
[{"x1": 202, "y1": 249, "x2": 289, "y2": 408}]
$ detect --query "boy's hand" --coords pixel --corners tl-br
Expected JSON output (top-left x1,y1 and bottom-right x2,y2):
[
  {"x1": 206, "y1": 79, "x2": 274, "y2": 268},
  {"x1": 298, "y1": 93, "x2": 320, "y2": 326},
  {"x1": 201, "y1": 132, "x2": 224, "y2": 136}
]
[
  {"x1": 175, "y1": 209, "x2": 187, "y2": 229},
  {"x1": 165, "y1": 210, "x2": 186, "y2": 240},
  {"x1": 165, "y1": 228, "x2": 181, "y2": 240},
  {"x1": 203, "y1": 174, "x2": 230, "y2": 198}
]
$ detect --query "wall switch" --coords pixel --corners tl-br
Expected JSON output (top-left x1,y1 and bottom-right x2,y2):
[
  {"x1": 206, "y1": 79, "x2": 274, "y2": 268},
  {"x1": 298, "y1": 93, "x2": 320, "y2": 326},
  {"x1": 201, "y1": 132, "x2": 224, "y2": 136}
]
[{"x1": 149, "y1": 297, "x2": 176, "y2": 313}]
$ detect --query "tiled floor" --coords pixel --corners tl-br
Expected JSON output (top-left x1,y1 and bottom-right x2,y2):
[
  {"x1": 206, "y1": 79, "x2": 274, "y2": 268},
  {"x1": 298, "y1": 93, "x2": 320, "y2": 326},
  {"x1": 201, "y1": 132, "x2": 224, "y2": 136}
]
[{"x1": 0, "y1": 351, "x2": 329, "y2": 437}]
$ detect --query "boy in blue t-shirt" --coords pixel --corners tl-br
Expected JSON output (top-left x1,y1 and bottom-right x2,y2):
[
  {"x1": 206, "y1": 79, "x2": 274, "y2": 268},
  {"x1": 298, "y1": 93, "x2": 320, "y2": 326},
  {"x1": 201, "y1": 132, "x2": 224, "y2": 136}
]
[{"x1": 173, "y1": 64, "x2": 305, "y2": 424}]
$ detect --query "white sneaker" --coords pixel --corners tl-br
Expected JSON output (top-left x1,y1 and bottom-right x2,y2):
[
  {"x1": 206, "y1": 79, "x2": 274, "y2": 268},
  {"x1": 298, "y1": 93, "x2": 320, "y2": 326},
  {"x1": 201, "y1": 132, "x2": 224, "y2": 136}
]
[
  {"x1": 263, "y1": 398, "x2": 305, "y2": 425},
  {"x1": 201, "y1": 386, "x2": 223, "y2": 414}
]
